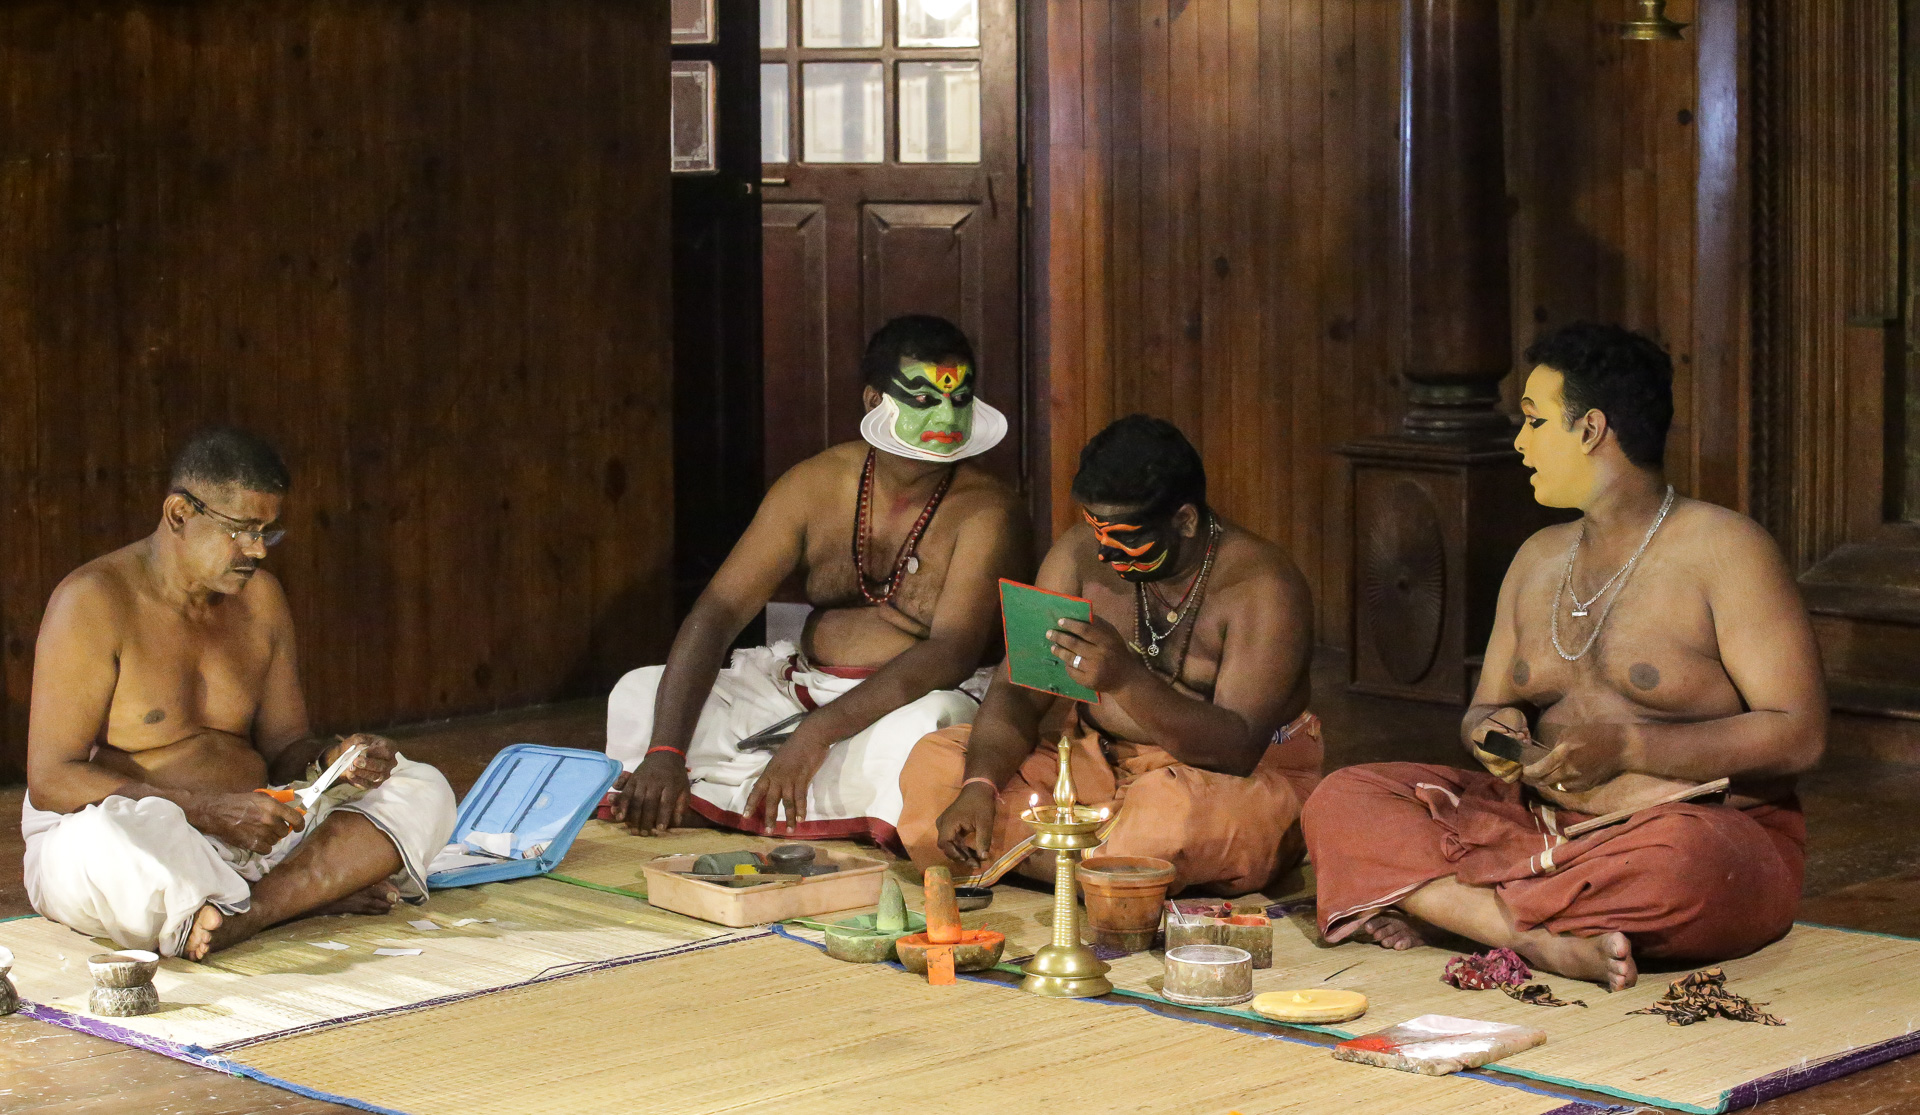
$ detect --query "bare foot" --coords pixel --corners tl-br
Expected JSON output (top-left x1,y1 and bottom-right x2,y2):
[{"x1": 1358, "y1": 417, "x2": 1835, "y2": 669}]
[
  {"x1": 1518, "y1": 929, "x2": 1637, "y2": 991},
  {"x1": 312, "y1": 882, "x2": 400, "y2": 917},
  {"x1": 183, "y1": 904, "x2": 224, "y2": 961},
  {"x1": 1350, "y1": 909, "x2": 1426, "y2": 951}
]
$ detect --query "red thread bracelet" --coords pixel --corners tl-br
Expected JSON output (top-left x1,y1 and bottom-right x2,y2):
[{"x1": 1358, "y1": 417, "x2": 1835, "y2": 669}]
[
  {"x1": 646, "y1": 745, "x2": 686, "y2": 759},
  {"x1": 961, "y1": 776, "x2": 1001, "y2": 799}
]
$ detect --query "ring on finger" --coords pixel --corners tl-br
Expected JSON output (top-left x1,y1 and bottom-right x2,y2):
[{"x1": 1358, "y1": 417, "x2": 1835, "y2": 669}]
[{"x1": 1072, "y1": 654, "x2": 1083, "y2": 669}]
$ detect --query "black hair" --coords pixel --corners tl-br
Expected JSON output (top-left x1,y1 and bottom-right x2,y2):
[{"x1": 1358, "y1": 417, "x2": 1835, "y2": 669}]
[
  {"x1": 169, "y1": 426, "x2": 291, "y2": 495},
  {"x1": 1523, "y1": 322, "x2": 1674, "y2": 468},
  {"x1": 861, "y1": 315, "x2": 975, "y2": 393},
  {"x1": 1070, "y1": 415, "x2": 1207, "y2": 518}
]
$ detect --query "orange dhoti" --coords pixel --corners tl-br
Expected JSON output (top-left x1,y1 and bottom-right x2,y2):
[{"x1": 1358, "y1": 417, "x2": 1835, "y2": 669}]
[
  {"x1": 1303, "y1": 763, "x2": 1805, "y2": 962},
  {"x1": 896, "y1": 709, "x2": 1324, "y2": 895}
]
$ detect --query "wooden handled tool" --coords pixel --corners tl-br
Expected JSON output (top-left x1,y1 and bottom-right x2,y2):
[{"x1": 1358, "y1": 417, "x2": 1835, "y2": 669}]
[{"x1": 1562, "y1": 777, "x2": 1732, "y2": 838}]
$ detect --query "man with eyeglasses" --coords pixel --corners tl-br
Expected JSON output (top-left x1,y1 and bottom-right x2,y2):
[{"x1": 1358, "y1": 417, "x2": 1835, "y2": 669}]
[{"x1": 21, "y1": 427, "x2": 457, "y2": 960}]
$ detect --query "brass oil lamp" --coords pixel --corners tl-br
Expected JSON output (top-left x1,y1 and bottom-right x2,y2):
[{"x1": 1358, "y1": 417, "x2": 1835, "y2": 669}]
[
  {"x1": 1017, "y1": 740, "x2": 1113, "y2": 998},
  {"x1": 1619, "y1": 0, "x2": 1687, "y2": 41}
]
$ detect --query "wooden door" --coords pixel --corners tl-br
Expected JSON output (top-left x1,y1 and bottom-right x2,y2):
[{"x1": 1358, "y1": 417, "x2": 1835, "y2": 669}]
[
  {"x1": 758, "y1": 0, "x2": 1021, "y2": 487},
  {"x1": 671, "y1": 0, "x2": 765, "y2": 619}
]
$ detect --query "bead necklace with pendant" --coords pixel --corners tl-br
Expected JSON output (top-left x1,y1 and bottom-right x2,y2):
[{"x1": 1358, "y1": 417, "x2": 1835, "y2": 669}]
[{"x1": 852, "y1": 447, "x2": 954, "y2": 606}]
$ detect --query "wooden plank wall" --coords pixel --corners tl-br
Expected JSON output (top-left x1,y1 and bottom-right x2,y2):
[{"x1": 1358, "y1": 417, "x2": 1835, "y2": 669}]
[
  {"x1": 1506, "y1": 0, "x2": 1710, "y2": 502},
  {"x1": 1036, "y1": 0, "x2": 1723, "y2": 649},
  {"x1": 1748, "y1": 0, "x2": 1905, "y2": 569},
  {"x1": 0, "y1": 2, "x2": 674, "y2": 778},
  {"x1": 1038, "y1": 0, "x2": 1405, "y2": 648}
]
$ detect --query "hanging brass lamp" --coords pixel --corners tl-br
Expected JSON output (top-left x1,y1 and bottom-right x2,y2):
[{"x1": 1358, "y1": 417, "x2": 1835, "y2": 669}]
[{"x1": 1619, "y1": 0, "x2": 1687, "y2": 40}]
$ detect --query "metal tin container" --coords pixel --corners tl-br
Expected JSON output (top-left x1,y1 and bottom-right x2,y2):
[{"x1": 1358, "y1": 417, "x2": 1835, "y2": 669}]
[{"x1": 1161, "y1": 943, "x2": 1254, "y2": 1006}]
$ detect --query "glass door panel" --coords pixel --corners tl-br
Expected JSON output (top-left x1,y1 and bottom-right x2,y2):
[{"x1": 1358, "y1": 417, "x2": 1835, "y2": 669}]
[
  {"x1": 897, "y1": 61, "x2": 980, "y2": 163},
  {"x1": 802, "y1": 62, "x2": 885, "y2": 163},
  {"x1": 897, "y1": 0, "x2": 979, "y2": 48}
]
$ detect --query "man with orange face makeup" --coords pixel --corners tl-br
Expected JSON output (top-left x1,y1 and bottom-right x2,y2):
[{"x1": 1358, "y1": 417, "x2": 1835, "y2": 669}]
[
  {"x1": 603, "y1": 316, "x2": 1031, "y2": 844},
  {"x1": 1304, "y1": 323, "x2": 1825, "y2": 991},
  {"x1": 896, "y1": 416, "x2": 1322, "y2": 895}
]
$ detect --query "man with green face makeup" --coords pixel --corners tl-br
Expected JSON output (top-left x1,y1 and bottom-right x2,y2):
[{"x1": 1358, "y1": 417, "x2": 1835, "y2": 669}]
[{"x1": 604, "y1": 316, "x2": 1031, "y2": 845}]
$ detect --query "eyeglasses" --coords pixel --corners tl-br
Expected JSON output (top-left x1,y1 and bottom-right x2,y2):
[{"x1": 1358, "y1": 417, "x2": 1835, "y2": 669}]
[{"x1": 174, "y1": 489, "x2": 286, "y2": 548}]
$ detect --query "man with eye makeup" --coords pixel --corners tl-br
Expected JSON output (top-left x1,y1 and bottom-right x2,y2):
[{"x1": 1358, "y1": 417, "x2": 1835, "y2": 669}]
[
  {"x1": 22, "y1": 428, "x2": 457, "y2": 960},
  {"x1": 604, "y1": 315, "x2": 1032, "y2": 843},
  {"x1": 896, "y1": 415, "x2": 1322, "y2": 896},
  {"x1": 1304, "y1": 323, "x2": 1825, "y2": 991}
]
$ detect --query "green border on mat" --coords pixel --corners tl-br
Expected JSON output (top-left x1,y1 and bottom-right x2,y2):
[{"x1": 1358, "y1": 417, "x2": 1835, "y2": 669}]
[
  {"x1": 546, "y1": 872, "x2": 647, "y2": 901},
  {"x1": 482, "y1": 897, "x2": 1920, "y2": 1114},
  {"x1": 0, "y1": 914, "x2": 39, "y2": 924}
]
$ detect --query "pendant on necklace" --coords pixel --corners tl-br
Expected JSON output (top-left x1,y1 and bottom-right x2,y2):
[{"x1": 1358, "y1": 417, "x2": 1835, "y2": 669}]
[
  {"x1": 1167, "y1": 610, "x2": 1180, "y2": 625},
  {"x1": 905, "y1": 556, "x2": 919, "y2": 575},
  {"x1": 1571, "y1": 606, "x2": 1589, "y2": 618},
  {"x1": 1147, "y1": 644, "x2": 1161, "y2": 656}
]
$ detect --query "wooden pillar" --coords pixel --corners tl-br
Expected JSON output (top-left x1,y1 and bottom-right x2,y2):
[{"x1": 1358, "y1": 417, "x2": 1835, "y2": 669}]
[
  {"x1": 1398, "y1": 0, "x2": 1513, "y2": 439},
  {"x1": 1341, "y1": 0, "x2": 1553, "y2": 704}
]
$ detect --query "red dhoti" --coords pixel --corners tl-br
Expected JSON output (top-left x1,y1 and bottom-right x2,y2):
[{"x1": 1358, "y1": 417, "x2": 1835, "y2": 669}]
[
  {"x1": 896, "y1": 708, "x2": 1323, "y2": 895},
  {"x1": 1302, "y1": 763, "x2": 1805, "y2": 962}
]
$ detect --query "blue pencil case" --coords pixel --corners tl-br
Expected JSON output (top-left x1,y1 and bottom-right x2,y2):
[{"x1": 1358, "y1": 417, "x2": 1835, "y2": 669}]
[{"x1": 426, "y1": 744, "x2": 622, "y2": 889}]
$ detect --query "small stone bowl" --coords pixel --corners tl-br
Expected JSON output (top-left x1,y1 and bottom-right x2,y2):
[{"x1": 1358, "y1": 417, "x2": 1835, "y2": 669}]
[
  {"x1": 767, "y1": 843, "x2": 816, "y2": 871},
  {"x1": 89, "y1": 985, "x2": 160, "y2": 1017},
  {"x1": 953, "y1": 885, "x2": 994, "y2": 912},
  {"x1": 822, "y1": 910, "x2": 928, "y2": 964},
  {"x1": 87, "y1": 950, "x2": 160, "y2": 989},
  {"x1": 894, "y1": 929, "x2": 1006, "y2": 975},
  {"x1": 0, "y1": 945, "x2": 17, "y2": 1016}
]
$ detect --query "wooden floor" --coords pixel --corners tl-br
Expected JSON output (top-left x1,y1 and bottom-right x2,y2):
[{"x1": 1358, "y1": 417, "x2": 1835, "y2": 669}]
[{"x1": 4, "y1": 660, "x2": 1920, "y2": 1114}]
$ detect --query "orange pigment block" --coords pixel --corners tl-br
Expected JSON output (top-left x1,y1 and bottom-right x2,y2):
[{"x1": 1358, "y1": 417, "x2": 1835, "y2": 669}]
[
  {"x1": 922, "y1": 866, "x2": 962, "y2": 944},
  {"x1": 926, "y1": 945, "x2": 957, "y2": 986}
]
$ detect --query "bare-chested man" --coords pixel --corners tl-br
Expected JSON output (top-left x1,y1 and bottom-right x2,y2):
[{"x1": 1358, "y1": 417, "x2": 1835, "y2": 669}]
[
  {"x1": 1305, "y1": 323, "x2": 1825, "y2": 990},
  {"x1": 23, "y1": 428, "x2": 457, "y2": 960},
  {"x1": 605, "y1": 315, "x2": 1031, "y2": 841},
  {"x1": 897, "y1": 416, "x2": 1322, "y2": 895}
]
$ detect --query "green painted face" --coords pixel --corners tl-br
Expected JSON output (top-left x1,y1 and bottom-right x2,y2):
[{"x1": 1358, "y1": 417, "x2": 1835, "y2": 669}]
[{"x1": 883, "y1": 358, "x2": 975, "y2": 455}]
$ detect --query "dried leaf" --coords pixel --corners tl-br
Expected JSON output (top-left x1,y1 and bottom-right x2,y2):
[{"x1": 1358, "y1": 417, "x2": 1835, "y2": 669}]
[
  {"x1": 1504, "y1": 982, "x2": 1587, "y2": 1008},
  {"x1": 1628, "y1": 967, "x2": 1784, "y2": 1026}
]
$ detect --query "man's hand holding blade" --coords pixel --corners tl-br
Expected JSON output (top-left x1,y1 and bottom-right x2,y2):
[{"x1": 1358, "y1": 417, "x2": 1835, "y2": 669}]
[
  {"x1": 743, "y1": 724, "x2": 834, "y2": 835},
  {"x1": 1521, "y1": 723, "x2": 1633, "y2": 794},
  {"x1": 326, "y1": 733, "x2": 398, "y2": 790},
  {"x1": 186, "y1": 792, "x2": 306, "y2": 856},
  {"x1": 1046, "y1": 615, "x2": 1142, "y2": 693},
  {"x1": 935, "y1": 780, "x2": 998, "y2": 869},
  {"x1": 611, "y1": 754, "x2": 692, "y2": 836},
  {"x1": 1469, "y1": 707, "x2": 1537, "y2": 783}
]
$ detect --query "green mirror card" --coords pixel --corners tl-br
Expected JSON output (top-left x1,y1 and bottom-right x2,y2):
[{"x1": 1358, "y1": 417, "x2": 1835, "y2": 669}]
[{"x1": 999, "y1": 579, "x2": 1098, "y2": 703}]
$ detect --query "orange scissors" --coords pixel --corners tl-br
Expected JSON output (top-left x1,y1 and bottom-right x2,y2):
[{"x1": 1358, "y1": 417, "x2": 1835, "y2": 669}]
[{"x1": 254, "y1": 742, "x2": 365, "y2": 817}]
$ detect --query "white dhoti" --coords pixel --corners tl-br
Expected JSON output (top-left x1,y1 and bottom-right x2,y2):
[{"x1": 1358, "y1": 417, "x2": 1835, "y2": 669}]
[
  {"x1": 605, "y1": 642, "x2": 985, "y2": 846},
  {"x1": 21, "y1": 756, "x2": 457, "y2": 958}
]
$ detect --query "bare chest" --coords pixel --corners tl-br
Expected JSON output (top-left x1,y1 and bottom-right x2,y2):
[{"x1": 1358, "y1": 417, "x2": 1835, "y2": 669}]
[
  {"x1": 1505, "y1": 551, "x2": 1743, "y2": 721},
  {"x1": 105, "y1": 602, "x2": 274, "y2": 752},
  {"x1": 803, "y1": 488, "x2": 962, "y2": 626}
]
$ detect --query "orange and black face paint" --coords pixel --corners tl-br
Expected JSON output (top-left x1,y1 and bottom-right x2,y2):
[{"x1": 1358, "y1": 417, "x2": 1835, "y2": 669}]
[{"x1": 1083, "y1": 509, "x2": 1173, "y2": 581}]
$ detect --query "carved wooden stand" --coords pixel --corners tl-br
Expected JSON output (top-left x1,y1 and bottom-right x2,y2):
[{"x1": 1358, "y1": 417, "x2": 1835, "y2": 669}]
[{"x1": 1342, "y1": 438, "x2": 1552, "y2": 703}]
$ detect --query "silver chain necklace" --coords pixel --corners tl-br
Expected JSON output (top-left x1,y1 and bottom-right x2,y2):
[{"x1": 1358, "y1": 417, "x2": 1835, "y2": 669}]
[{"x1": 1550, "y1": 485, "x2": 1675, "y2": 662}]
